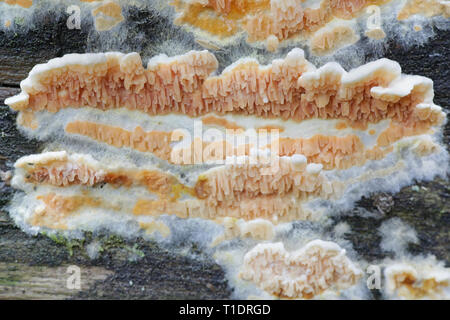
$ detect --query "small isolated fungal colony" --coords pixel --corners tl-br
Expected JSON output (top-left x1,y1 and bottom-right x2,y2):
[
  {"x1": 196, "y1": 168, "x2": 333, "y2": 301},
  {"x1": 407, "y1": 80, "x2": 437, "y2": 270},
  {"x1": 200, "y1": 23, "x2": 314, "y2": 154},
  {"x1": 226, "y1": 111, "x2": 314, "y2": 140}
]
[
  {"x1": 240, "y1": 240, "x2": 363, "y2": 298},
  {"x1": 4, "y1": 48, "x2": 449, "y2": 299},
  {"x1": 384, "y1": 257, "x2": 450, "y2": 299}
]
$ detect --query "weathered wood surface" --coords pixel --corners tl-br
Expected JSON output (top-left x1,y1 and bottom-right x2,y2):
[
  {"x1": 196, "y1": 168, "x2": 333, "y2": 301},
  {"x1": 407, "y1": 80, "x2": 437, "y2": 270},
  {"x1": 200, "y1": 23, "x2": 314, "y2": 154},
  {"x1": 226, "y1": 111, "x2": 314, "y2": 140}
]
[{"x1": 0, "y1": 4, "x2": 448, "y2": 299}]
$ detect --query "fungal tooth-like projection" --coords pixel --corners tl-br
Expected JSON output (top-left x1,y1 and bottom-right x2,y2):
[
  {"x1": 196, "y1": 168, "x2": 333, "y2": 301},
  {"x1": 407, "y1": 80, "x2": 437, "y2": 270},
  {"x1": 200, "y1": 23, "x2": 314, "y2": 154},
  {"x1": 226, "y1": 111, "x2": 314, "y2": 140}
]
[
  {"x1": 5, "y1": 49, "x2": 445, "y2": 127},
  {"x1": 171, "y1": 0, "x2": 450, "y2": 53},
  {"x1": 4, "y1": 47, "x2": 448, "y2": 300},
  {"x1": 384, "y1": 259, "x2": 450, "y2": 299},
  {"x1": 240, "y1": 240, "x2": 363, "y2": 298},
  {"x1": 309, "y1": 21, "x2": 360, "y2": 56}
]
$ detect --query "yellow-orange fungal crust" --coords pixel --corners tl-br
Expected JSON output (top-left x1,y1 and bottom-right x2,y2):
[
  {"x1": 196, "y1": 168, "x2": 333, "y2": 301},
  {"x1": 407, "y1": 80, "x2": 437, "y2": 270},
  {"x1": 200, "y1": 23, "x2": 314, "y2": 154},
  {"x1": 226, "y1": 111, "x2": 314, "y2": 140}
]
[
  {"x1": 91, "y1": 1, "x2": 124, "y2": 31},
  {"x1": 256, "y1": 124, "x2": 285, "y2": 132},
  {"x1": 133, "y1": 195, "x2": 318, "y2": 222},
  {"x1": 5, "y1": 50, "x2": 444, "y2": 129},
  {"x1": 364, "y1": 27, "x2": 386, "y2": 39},
  {"x1": 31, "y1": 192, "x2": 110, "y2": 229},
  {"x1": 384, "y1": 262, "x2": 450, "y2": 299},
  {"x1": 201, "y1": 115, "x2": 244, "y2": 129},
  {"x1": 139, "y1": 220, "x2": 171, "y2": 238},
  {"x1": 15, "y1": 151, "x2": 183, "y2": 197},
  {"x1": 66, "y1": 121, "x2": 174, "y2": 162},
  {"x1": 240, "y1": 240, "x2": 362, "y2": 298},
  {"x1": 0, "y1": 0, "x2": 32, "y2": 8},
  {"x1": 172, "y1": 0, "x2": 391, "y2": 45},
  {"x1": 397, "y1": 0, "x2": 450, "y2": 20},
  {"x1": 376, "y1": 121, "x2": 433, "y2": 147},
  {"x1": 31, "y1": 192, "x2": 172, "y2": 235},
  {"x1": 14, "y1": 151, "x2": 335, "y2": 223},
  {"x1": 17, "y1": 111, "x2": 38, "y2": 130}
]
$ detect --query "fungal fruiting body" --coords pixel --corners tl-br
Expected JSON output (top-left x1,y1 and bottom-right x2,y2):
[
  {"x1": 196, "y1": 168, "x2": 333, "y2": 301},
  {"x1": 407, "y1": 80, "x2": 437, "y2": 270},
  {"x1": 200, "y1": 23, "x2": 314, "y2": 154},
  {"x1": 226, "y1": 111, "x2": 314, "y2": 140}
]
[
  {"x1": 171, "y1": 0, "x2": 450, "y2": 52},
  {"x1": 5, "y1": 49, "x2": 444, "y2": 127},
  {"x1": 384, "y1": 259, "x2": 450, "y2": 299},
  {"x1": 5, "y1": 49, "x2": 448, "y2": 299},
  {"x1": 240, "y1": 240, "x2": 363, "y2": 298},
  {"x1": 6, "y1": 49, "x2": 447, "y2": 233}
]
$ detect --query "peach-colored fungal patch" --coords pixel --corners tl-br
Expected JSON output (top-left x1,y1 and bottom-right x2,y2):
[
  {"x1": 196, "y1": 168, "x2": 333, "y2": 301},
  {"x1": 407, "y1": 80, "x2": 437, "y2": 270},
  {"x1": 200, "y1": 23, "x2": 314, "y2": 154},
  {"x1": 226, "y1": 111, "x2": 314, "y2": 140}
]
[
  {"x1": 240, "y1": 240, "x2": 362, "y2": 298},
  {"x1": 6, "y1": 49, "x2": 444, "y2": 130},
  {"x1": 91, "y1": 1, "x2": 124, "y2": 31},
  {"x1": 139, "y1": 220, "x2": 171, "y2": 238},
  {"x1": 310, "y1": 24, "x2": 359, "y2": 55},
  {"x1": 31, "y1": 192, "x2": 110, "y2": 229},
  {"x1": 201, "y1": 115, "x2": 244, "y2": 130},
  {"x1": 365, "y1": 27, "x2": 386, "y2": 39},
  {"x1": 335, "y1": 121, "x2": 348, "y2": 130},
  {"x1": 384, "y1": 262, "x2": 450, "y2": 299},
  {"x1": 66, "y1": 120, "x2": 238, "y2": 165},
  {"x1": 0, "y1": 0, "x2": 32, "y2": 8},
  {"x1": 17, "y1": 111, "x2": 38, "y2": 130},
  {"x1": 397, "y1": 0, "x2": 450, "y2": 20},
  {"x1": 376, "y1": 121, "x2": 433, "y2": 147},
  {"x1": 66, "y1": 121, "x2": 173, "y2": 162}
]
